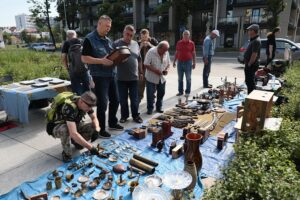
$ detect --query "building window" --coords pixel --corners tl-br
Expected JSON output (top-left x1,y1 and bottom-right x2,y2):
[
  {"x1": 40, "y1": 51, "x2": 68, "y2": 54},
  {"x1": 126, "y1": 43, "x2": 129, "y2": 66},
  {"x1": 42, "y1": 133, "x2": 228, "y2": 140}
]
[{"x1": 252, "y1": 8, "x2": 260, "y2": 23}]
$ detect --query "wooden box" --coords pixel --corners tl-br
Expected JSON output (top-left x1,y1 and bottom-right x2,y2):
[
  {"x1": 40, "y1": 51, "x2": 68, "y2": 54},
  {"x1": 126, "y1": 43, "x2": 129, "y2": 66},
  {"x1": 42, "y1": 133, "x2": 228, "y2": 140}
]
[{"x1": 241, "y1": 90, "x2": 274, "y2": 132}]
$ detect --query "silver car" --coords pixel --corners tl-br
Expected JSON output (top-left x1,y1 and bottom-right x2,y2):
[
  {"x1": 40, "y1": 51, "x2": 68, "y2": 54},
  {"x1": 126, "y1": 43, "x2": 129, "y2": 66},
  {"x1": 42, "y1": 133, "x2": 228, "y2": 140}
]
[
  {"x1": 237, "y1": 38, "x2": 300, "y2": 65},
  {"x1": 33, "y1": 43, "x2": 56, "y2": 52}
]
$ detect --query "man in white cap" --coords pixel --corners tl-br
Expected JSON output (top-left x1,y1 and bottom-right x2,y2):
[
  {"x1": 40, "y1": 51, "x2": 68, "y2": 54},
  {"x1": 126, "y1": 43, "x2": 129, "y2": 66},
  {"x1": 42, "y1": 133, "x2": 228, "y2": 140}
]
[
  {"x1": 244, "y1": 24, "x2": 261, "y2": 94},
  {"x1": 202, "y1": 29, "x2": 219, "y2": 88}
]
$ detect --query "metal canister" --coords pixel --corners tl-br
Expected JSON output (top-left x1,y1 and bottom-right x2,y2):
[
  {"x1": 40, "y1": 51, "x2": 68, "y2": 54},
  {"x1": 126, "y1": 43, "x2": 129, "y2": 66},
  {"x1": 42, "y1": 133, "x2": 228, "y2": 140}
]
[{"x1": 55, "y1": 176, "x2": 62, "y2": 189}]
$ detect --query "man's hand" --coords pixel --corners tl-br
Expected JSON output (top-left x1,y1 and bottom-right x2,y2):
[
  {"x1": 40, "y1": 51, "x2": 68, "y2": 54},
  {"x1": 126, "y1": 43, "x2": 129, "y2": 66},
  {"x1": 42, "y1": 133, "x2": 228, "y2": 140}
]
[
  {"x1": 89, "y1": 146, "x2": 99, "y2": 156},
  {"x1": 173, "y1": 62, "x2": 176, "y2": 68},
  {"x1": 101, "y1": 57, "x2": 114, "y2": 66},
  {"x1": 192, "y1": 63, "x2": 196, "y2": 69}
]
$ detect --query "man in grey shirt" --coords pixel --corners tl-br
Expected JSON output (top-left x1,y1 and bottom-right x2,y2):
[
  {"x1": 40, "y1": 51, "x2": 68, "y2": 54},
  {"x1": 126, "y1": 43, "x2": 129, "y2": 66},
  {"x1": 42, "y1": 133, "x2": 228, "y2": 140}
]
[
  {"x1": 113, "y1": 25, "x2": 143, "y2": 123},
  {"x1": 244, "y1": 24, "x2": 261, "y2": 94}
]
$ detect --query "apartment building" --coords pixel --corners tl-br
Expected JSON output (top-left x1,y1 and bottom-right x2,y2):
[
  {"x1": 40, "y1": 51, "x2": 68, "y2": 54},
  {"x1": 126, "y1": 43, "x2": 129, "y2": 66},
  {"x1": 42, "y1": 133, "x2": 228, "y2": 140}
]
[
  {"x1": 216, "y1": 0, "x2": 300, "y2": 48},
  {"x1": 15, "y1": 14, "x2": 36, "y2": 31},
  {"x1": 76, "y1": 0, "x2": 300, "y2": 47}
]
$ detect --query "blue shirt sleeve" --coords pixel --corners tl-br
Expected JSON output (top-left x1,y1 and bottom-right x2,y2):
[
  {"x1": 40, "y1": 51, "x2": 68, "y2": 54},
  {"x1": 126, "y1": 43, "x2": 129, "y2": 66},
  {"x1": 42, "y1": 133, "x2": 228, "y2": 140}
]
[{"x1": 203, "y1": 38, "x2": 210, "y2": 58}]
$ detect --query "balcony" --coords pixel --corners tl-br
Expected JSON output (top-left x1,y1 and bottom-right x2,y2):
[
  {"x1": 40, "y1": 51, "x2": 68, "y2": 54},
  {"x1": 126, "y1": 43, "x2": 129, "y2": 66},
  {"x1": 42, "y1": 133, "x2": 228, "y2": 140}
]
[
  {"x1": 217, "y1": 17, "x2": 238, "y2": 30},
  {"x1": 233, "y1": 0, "x2": 267, "y2": 7},
  {"x1": 243, "y1": 16, "x2": 269, "y2": 29}
]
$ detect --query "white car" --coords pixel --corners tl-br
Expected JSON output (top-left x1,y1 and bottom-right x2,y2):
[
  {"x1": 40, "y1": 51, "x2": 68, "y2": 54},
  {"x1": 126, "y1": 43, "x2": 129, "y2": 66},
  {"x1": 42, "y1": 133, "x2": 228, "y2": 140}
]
[{"x1": 33, "y1": 43, "x2": 55, "y2": 52}]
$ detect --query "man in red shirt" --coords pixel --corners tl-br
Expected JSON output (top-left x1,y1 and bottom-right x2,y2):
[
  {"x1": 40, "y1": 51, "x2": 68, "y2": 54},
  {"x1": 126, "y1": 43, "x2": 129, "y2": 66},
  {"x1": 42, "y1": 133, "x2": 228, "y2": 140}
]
[{"x1": 173, "y1": 30, "x2": 196, "y2": 96}]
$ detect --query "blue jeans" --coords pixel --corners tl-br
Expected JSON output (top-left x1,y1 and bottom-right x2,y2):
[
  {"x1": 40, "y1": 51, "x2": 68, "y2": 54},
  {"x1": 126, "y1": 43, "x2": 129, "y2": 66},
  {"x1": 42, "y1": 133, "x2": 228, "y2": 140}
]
[
  {"x1": 203, "y1": 56, "x2": 212, "y2": 87},
  {"x1": 177, "y1": 60, "x2": 192, "y2": 94},
  {"x1": 146, "y1": 80, "x2": 166, "y2": 112},
  {"x1": 69, "y1": 70, "x2": 90, "y2": 95},
  {"x1": 93, "y1": 76, "x2": 119, "y2": 131},
  {"x1": 117, "y1": 80, "x2": 139, "y2": 119}
]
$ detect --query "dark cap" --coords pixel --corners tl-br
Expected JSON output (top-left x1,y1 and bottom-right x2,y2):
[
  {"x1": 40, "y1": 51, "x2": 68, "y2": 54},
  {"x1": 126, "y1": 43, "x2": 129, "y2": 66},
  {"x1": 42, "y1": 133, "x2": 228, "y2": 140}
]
[
  {"x1": 80, "y1": 91, "x2": 97, "y2": 107},
  {"x1": 247, "y1": 24, "x2": 260, "y2": 31}
]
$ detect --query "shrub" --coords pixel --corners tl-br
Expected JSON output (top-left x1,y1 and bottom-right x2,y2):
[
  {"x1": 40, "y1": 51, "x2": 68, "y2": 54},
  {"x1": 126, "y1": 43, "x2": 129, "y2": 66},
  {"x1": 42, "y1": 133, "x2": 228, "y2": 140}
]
[
  {"x1": 0, "y1": 46, "x2": 68, "y2": 82},
  {"x1": 203, "y1": 62, "x2": 300, "y2": 200}
]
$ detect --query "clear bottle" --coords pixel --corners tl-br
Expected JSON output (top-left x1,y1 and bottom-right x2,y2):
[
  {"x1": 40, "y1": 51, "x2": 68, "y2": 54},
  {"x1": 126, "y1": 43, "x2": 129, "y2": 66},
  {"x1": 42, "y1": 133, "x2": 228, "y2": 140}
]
[{"x1": 271, "y1": 75, "x2": 275, "y2": 90}]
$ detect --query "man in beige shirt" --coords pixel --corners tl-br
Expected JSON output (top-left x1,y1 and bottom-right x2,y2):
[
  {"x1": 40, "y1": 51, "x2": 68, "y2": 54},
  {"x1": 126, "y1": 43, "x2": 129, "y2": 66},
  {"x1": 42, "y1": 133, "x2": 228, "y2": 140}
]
[{"x1": 143, "y1": 41, "x2": 171, "y2": 114}]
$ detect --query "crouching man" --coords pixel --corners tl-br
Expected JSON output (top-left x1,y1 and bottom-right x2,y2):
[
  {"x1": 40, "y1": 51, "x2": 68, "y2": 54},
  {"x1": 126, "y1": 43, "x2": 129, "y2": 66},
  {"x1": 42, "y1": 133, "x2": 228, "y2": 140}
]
[{"x1": 46, "y1": 91, "x2": 100, "y2": 162}]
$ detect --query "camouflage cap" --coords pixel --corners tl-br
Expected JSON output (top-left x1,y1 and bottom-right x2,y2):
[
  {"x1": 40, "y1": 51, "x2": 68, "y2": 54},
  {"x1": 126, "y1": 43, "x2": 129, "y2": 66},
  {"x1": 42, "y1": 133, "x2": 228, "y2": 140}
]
[{"x1": 80, "y1": 91, "x2": 97, "y2": 107}]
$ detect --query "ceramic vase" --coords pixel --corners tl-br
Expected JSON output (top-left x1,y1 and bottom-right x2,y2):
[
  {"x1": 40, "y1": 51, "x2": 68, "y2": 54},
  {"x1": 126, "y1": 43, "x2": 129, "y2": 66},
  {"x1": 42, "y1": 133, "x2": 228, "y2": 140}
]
[
  {"x1": 184, "y1": 160, "x2": 197, "y2": 191},
  {"x1": 184, "y1": 133, "x2": 203, "y2": 172}
]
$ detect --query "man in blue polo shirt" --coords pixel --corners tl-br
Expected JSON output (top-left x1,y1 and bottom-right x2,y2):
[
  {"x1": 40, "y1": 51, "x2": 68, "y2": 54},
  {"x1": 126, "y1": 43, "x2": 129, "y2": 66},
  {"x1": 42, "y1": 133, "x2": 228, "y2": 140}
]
[{"x1": 81, "y1": 15, "x2": 123, "y2": 138}]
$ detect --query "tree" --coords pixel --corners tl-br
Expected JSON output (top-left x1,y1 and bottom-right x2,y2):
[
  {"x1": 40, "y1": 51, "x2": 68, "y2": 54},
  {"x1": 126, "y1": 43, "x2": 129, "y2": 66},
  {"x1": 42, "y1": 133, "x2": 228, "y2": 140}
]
[
  {"x1": 56, "y1": 0, "x2": 80, "y2": 30},
  {"x1": 27, "y1": 0, "x2": 56, "y2": 47},
  {"x1": 97, "y1": 0, "x2": 132, "y2": 36},
  {"x1": 265, "y1": 0, "x2": 286, "y2": 30},
  {"x1": 154, "y1": 0, "x2": 199, "y2": 42}
]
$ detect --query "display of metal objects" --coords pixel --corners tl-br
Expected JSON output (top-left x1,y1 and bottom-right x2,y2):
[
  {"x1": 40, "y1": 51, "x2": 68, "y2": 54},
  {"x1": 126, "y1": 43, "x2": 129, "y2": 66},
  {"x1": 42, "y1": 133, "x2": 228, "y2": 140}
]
[
  {"x1": 132, "y1": 185, "x2": 170, "y2": 200},
  {"x1": 77, "y1": 175, "x2": 89, "y2": 183},
  {"x1": 144, "y1": 174, "x2": 163, "y2": 187},
  {"x1": 108, "y1": 154, "x2": 118, "y2": 162},
  {"x1": 51, "y1": 195, "x2": 60, "y2": 200},
  {"x1": 102, "y1": 181, "x2": 112, "y2": 190},
  {"x1": 63, "y1": 186, "x2": 71, "y2": 194},
  {"x1": 93, "y1": 189, "x2": 110, "y2": 200}
]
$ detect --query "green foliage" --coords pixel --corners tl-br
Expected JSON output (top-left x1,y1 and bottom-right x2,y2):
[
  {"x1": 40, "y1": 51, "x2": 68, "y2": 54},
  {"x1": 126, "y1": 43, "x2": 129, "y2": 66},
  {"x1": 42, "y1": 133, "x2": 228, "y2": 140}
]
[
  {"x1": 96, "y1": 0, "x2": 132, "y2": 35},
  {"x1": 56, "y1": 0, "x2": 80, "y2": 30},
  {"x1": 0, "y1": 47, "x2": 68, "y2": 82},
  {"x1": 203, "y1": 62, "x2": 300, "y2": 199},
  {"x1": 3, "y1": 32, "x2": 12, "y2": 45},
  {"x1": 264, "y1": 0, "x2": 286, "y2": 30},
  {"x1": 27, "y1": 0, "x2": 56, "y2": 46}
]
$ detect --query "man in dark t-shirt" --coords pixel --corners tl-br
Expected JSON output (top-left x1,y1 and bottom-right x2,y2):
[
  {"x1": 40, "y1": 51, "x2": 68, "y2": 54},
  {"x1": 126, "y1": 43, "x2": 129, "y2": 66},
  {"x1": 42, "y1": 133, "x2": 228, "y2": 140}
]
[
  {"x1": 244, "y1": 24, "x2": 261, "y2": 94},
  {"x1": 48, "y1": 91, "x2": 101, "y2": 162},
  {"x1": 61, "y1": 30, "x2": 89, "y2": 95}
]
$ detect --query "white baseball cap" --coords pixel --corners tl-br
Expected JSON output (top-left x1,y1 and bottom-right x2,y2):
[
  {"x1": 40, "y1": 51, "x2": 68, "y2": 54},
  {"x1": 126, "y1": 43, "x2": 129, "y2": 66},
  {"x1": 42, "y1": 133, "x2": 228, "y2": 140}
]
[{"x1": 212, "y1": 30, "x2": 220, "y2": 37}]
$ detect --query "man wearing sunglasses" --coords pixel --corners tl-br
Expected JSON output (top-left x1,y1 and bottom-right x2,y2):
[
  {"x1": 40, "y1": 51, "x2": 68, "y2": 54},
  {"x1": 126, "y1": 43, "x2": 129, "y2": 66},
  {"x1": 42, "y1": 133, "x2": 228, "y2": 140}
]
[{"x1": 47, "y1": 91, "x2": 101, "y2": 162}]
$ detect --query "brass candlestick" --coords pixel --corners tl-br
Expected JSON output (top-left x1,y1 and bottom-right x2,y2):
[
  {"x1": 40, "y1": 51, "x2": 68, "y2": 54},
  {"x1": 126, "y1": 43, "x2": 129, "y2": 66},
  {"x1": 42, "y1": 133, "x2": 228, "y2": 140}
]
[{"x1": 116, "y1": 174, "x2": 126, "y2": 186}]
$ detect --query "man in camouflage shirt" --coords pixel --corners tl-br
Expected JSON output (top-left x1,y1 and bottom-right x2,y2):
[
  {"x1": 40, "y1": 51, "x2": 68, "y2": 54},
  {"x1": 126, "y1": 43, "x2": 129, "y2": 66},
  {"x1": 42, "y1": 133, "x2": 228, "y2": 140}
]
[{"x1": 47, "y1": 91, "x2": 101, "y2": 162}]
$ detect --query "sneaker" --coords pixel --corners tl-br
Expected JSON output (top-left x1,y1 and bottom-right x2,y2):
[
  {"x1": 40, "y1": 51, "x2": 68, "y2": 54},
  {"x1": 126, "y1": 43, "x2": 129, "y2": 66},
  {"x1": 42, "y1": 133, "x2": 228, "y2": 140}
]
[
  {"x1": 109, "y1": 124, "x2": 124, "y2": 131},
  {"x1": 99, "y1": 130, "x2": 111, "y2": 138},
  {"x1": 71, "y1": 139, "x2": 83, "y2": 150},
  {"x1": 176, "y1": 93, "x2": 183, "y2": 96},
  {"x1": 147, "y1": 110, "x2": 153, "y2": 115},
  {"x1": 119, "y1": 118, "x2": 127, "y2": 123},
  {"x1": 133, "y1": 116, "x2": 143, "y2": 123},
  {"x1": 62, "y1": 151, "x2": 72, "y2": 163}
]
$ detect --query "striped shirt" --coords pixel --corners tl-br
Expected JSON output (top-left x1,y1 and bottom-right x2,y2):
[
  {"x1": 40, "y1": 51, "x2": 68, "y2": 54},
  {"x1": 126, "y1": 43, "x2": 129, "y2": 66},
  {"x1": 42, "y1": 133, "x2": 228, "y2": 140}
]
[{"x1": 144, "y1": 47, "x2": 171, "y2": 84}]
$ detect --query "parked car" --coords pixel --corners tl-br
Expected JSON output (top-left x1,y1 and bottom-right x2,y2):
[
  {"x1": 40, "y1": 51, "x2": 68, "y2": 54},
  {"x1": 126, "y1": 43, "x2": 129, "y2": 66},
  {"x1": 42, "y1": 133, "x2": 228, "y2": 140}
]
[
  {"x1": 28, "y1": 43, "x2": 42, "y2": 50},
  {"x1": 32, "y1": 43, "x2": 56, "y2": 52},
  {"x1": 237, "y1": 38, "x2": 300, "y2": 65}
]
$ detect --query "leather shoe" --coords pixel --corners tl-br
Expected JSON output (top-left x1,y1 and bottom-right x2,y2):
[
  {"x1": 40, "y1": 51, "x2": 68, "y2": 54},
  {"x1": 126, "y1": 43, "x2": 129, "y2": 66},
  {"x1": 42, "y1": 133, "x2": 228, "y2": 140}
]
[
  {"x1": 156, "y1": 109, "x2": 164, "y2": 113},
  {"x1": 176, "y1": 93, "x2": 183, "y2": 96},
  {"x1": 147, "y1": 110, "x2": 153, "y2": 115}
]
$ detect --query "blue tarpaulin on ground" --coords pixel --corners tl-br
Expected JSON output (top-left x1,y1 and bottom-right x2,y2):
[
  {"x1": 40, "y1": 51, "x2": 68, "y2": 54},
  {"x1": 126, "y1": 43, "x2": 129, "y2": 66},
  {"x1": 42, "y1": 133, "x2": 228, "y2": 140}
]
[{"x1": 0, "y1": 95, "x2": 245, "y2": 200}]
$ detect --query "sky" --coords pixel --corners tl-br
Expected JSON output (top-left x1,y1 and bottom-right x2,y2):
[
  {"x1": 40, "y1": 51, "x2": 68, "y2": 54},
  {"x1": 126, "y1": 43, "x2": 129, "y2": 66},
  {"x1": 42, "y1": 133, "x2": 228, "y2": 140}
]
[{"x1": 0, "y1": 0, "x2": 58, "y2": 27}]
